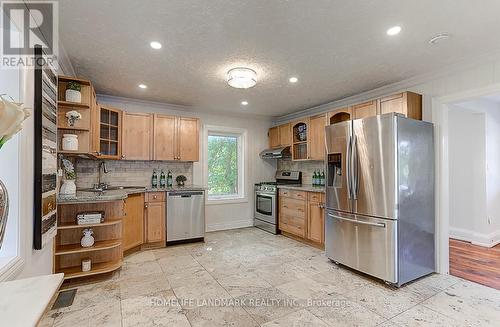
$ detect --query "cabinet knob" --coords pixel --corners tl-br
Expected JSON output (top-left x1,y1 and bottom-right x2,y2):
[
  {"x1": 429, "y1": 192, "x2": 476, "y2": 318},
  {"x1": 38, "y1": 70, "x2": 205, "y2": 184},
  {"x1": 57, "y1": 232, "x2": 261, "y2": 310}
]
[
  {"x1": 145, "y1": 204, "x2": 148, "y2": 208},
  {"x1": 153, "y1": 195, "x2": 157, "y2": 199}
]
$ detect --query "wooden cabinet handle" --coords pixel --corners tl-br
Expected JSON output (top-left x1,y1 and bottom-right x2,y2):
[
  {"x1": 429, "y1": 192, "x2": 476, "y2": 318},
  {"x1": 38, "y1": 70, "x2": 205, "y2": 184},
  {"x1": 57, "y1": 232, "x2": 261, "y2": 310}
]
[
  {"x1": 153, "y1": 195, "x2": 157, "y2": 199},
  {"x1": 145, "y1": 204, "x2": 148, "y2": 208},
  {"x1": 283, "y1": 205, "x2": 288, "y2": 209}
]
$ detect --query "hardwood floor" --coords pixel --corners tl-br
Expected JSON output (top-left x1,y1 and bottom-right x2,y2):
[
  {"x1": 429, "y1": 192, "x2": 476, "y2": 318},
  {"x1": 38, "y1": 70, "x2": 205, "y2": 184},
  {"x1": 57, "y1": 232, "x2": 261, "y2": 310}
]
[{"x1": 449, "y1": 238, "x2": 500, "y2": 290}]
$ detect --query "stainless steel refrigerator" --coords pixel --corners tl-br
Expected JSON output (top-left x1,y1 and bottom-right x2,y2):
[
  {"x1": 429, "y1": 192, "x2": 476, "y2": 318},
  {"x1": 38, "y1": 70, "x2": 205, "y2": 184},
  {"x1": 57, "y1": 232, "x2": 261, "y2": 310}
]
[{"x1": 325, "y1": 113, "x2": 435, "y2": 287}]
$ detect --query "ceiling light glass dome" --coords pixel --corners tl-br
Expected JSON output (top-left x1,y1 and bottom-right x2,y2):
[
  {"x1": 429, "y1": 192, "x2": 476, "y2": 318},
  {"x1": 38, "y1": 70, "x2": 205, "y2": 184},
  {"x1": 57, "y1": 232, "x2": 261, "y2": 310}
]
[{"x1": 227, "y1": 67, "x2": 257, "y2": 89}]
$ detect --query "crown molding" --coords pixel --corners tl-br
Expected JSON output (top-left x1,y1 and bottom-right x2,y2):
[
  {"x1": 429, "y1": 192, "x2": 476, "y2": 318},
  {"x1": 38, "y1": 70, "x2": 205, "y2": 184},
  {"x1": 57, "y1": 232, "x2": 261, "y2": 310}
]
[{"x1": 273, "y1": 50, "x2": 500, "y2": 125}]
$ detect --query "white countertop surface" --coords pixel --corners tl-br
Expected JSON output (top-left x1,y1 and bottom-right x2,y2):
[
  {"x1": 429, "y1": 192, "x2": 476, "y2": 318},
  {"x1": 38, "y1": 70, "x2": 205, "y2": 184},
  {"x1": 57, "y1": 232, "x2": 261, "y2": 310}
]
[{"x1": 0, "y1": 273, "x2": 63, "y2": 327}]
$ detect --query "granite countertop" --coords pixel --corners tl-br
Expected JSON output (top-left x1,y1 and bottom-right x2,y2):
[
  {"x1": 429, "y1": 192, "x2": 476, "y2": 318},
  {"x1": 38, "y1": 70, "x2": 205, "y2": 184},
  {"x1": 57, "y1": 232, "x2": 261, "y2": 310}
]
[
  {"x1": 57, "y1": 185, "x2": 207, "y2": 204},
  {"x1": 277, "y1": 184, "x2": 326, "y2": 193}
]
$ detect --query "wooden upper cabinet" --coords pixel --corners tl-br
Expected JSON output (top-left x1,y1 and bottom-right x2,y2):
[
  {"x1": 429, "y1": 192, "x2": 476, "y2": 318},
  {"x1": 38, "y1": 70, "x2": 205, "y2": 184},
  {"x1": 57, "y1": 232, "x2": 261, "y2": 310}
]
[
  {"x1": 94, "y1": 106, "x2": 122, "y2": 159},
  {"x1": 268, "y1": 126, "x2": 280, "y2": 148},
  {"x1": 177, "y1": 117, "x2": 199, "y2": 161},
  {"x1": 352, "y1": 100, "x2": 378, "y2": 119},
  {"x1": 291, "y1": 118, "x2": 310, "y2": 160},
  {"x1": 327, "y1": 107, "x2": 352, "y2": 125},
  {"x1": 122, "y1": 112, "x2": 152, "y2": 160},
  {"x1": 153, "y1": 114, "x2": 176, "y2": 161},
  {"x1": 279, "y1": 123, "x2": 292, "y2": 147},
  {"x1": 309, "y1": 114, "x2": 326, "y2": 161},
  {"x1": 379, "y1": 91, "x2": 422, "y2": 120}
]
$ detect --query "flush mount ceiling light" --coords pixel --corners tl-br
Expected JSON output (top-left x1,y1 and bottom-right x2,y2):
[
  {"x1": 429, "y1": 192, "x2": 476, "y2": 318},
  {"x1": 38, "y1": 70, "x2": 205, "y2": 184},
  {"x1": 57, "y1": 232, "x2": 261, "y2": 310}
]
[
  {"x1": 386, "y1": 25, "x2": 402, "y2": 36},
  {"x1": 241, "y1": 101, "x2": 248, "y2": 106},
  {"x1": 227, "y1": 67, "x2": 257, "y2": 89},
  {"x1": 138, "y1": 84, "x2": 147, "y2": 89},
  {"x1": 428, "y1": 33, "x2": 450, "y2": 45},
  {"x1": 289, "y1": 77, "x2": 298, "y2": 83},
  {"x1": 150, "y1": 41, "x2": 162, "y2": 49}
]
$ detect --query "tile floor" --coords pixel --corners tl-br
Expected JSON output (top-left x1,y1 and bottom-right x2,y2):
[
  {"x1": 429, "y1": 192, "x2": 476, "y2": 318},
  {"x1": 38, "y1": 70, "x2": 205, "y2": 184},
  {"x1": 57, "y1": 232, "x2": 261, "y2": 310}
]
[{"x1": 40, "y1": 227, "x2": 500, "y2": 327}]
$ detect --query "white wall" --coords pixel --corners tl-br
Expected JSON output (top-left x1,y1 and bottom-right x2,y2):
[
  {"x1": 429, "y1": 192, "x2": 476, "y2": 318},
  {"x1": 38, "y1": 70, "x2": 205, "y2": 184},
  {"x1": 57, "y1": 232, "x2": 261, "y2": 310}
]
[
  {"x1": 448, "y1": 100, "x2": 500, "y2": 247},
  {"x1": 97, "y1": 95, "x2": 276, "y2": 231}
]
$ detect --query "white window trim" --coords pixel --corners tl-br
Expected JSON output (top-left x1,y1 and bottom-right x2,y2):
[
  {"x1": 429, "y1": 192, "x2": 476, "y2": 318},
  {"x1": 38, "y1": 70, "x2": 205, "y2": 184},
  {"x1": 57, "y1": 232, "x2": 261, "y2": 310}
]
[{"x1": 203, "y1": 125, "x2": 247, "y2": 204}]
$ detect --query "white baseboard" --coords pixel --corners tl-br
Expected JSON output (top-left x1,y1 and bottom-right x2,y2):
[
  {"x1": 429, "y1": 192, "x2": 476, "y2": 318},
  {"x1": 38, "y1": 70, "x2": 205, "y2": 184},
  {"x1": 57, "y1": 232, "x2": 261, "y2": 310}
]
[
  {"x1": 449, "y1": 227, "x2": 500, "y2": 248},
  {"x1": 206, "y1": 219, "x2": 253, "y2": 232}
]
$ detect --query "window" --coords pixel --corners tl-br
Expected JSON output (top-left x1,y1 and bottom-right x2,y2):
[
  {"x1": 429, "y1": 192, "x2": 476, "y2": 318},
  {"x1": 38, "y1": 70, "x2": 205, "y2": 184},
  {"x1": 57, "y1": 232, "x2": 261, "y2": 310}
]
[{"x1": 205, "y1": 126, "x2": 246, "y2": 202}]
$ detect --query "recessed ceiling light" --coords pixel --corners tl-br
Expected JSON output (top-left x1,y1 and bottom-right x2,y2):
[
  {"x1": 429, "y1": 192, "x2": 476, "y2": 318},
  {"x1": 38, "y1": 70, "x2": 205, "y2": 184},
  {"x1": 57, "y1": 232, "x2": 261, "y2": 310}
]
[
  {"x1": 241, "y1": 101, "x2": 248, "y2": 106},
  {"x1": 227, "y1": 67, "x2": 257, "y2": 89},
  {"x1": 428, "y1": 33, "x2": 450, "y2": 45},
  {"x1": 386, "y1": 26, "x2": 402, "y2": 36},
  {"x1": 138, "y1": 84, "x2": 147, "y2": 89},
  {"x1": 289, "y1": 77, "x2": 298, "y2": 83},
  {"x1": 150, "y1": 41, "x2": 162, "y2": 49}
]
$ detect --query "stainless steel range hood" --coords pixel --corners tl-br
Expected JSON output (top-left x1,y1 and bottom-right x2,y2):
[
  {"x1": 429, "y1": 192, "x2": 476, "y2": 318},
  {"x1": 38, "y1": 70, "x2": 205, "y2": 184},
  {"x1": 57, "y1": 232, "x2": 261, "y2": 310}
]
[{"x1": 259, "y1": 146, "x2": 291, "y2": 159}]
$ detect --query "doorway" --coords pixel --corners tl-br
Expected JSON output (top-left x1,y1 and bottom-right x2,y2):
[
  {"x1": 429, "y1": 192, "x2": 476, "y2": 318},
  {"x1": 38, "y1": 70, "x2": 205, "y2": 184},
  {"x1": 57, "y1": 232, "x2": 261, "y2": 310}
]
[{"x1": 446, "y1": 95, "x2": 500, "y2": 289}]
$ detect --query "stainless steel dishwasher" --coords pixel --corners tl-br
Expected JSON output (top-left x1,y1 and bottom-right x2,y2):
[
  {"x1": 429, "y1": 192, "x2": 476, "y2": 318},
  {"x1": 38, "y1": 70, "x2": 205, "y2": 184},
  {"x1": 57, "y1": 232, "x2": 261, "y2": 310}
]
[{"x1": 166, "y1": 190, "x2": 205, "y2": 243}]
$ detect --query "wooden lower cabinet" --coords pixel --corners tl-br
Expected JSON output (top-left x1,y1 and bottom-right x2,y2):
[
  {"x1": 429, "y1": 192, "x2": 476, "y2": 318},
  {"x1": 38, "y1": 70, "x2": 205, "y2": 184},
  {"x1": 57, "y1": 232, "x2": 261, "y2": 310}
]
[
  {"x1": 307, "y1": 194, "x2": 325, "y2": 244},
  {"x1": 144, "y1": 193, "x2": 165, "y2": 244},
  {"x1": 123, "y1": 193, "x2": 144, "y2": 251},
  {"x1": 279, "y1": 189, "x2": 325, "y2": 246}
]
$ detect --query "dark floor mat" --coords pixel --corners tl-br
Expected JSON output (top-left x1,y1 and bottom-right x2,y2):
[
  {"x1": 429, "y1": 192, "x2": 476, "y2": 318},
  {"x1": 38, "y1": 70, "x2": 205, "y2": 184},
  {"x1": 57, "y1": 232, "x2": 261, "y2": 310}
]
[{"x1": 51, "y1": 289, "x2": 77, "y2": 310}]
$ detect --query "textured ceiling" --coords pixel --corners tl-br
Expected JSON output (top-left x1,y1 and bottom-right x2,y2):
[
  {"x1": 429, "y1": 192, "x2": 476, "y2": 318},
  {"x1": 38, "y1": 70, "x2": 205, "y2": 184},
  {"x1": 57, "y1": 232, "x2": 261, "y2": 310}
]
[{"x1": 58, "y1": 0, "x2": 500, "y2": 117}]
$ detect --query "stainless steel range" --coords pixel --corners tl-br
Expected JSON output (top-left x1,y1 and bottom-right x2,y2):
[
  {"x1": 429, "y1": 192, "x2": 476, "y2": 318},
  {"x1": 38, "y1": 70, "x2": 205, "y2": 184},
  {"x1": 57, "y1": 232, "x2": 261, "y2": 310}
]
[{"x1": 254, "y1": 171, "x2": 301, "y2": 234}]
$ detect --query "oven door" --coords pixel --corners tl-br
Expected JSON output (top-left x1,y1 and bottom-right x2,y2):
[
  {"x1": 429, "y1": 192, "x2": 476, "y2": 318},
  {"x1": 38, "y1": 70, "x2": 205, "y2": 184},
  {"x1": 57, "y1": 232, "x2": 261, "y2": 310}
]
[{"x1": 255, "y1": 191, "x2": 276, "y2": 224}]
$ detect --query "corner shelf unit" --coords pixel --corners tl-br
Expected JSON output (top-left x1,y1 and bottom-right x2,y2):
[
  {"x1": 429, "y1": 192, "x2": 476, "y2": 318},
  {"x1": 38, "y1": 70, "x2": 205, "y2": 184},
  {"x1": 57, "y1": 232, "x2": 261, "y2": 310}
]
[
  {"x1": 54, "y1": 200, "x2": 124, "y2": 280},
  {"x1": 57, "y1": 76, "x2": 97, "y2": 156}
]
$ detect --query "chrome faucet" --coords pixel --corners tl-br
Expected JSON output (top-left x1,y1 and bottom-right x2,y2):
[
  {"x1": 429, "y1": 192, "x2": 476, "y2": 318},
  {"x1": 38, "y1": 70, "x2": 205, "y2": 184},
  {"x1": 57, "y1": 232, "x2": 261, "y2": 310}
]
[{"x1": 96, "y1": 161, "x2": 109, "y2": 190}]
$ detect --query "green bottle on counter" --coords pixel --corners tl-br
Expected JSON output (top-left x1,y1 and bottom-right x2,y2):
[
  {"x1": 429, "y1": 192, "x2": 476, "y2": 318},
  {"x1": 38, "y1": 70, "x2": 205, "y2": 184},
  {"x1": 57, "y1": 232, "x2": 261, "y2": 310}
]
[
  {"x1": 321, "y1": 171, "x2": 325, "y2": 186},
  {"x1": 152, "y1": 170, "x2": 158, "y2": 188},
  {"x1": 167, "y1": 170, "x2": 173, "y2": 187},
  {"x1": 160, "y1": 170, "x2": 166, "y2": 188},
  {"x1": 312, "y1": 171, "x2": 318, "y2": 186}
]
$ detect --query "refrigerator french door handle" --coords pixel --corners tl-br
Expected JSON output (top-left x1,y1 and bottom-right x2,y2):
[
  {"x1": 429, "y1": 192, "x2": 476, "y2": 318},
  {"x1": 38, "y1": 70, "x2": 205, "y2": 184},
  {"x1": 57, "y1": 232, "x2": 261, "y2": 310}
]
[
  {"x1": 327, "y1": 212, "x2": 386, "y2": 228},
  {"x1": 352, "y1": 135, "x2": 359, "y2": 200},
  {"x1": 346, "y1": 136, "x2": 353, "y2": 199}
]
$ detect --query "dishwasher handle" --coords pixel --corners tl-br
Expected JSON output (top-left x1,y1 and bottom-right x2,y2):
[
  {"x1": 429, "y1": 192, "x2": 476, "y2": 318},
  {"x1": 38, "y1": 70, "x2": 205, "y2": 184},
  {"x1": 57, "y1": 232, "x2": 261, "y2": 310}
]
[{"x1": 168, "y1": 191, "x2": 204, "y2": 197}]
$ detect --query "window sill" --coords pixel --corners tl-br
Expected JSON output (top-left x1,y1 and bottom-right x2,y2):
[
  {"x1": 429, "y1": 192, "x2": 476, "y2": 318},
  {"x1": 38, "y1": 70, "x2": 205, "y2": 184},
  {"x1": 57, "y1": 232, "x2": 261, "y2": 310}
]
[{"x1": 206, "y1": 197, "x2": 248, "y2": 206}]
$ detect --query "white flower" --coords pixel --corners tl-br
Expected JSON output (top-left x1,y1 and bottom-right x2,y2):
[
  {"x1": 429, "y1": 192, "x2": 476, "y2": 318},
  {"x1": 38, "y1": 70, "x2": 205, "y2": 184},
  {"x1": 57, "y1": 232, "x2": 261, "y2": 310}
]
[
  {"x1": 0, "y1": 97, "x2": 30, "y2": 146},
  {"x1": 65, "y1": 110, "x2": 82, "y2": 119}
]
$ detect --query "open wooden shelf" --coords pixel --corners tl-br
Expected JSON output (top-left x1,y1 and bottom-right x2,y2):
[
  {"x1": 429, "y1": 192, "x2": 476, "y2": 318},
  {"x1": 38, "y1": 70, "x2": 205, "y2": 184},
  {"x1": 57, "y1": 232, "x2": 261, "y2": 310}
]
[
  {"x1": 55, "y1": 239, "x2": 121, "y2": 255},
  {"x1": 57, "y1": 125, "x2": 90, "y2": 132},
  {"x1": 58, "y1": 76, "x2": 92, "y2": 85},
  {"x1": 58, "y1": 100, "x2": 90, "y2": 108},
  {"x1": 59, "y1": 259, "x2": 122, "y2": 280},
  {"x1": 58, "y1": 218, "x2": 122, "y2": 230}
]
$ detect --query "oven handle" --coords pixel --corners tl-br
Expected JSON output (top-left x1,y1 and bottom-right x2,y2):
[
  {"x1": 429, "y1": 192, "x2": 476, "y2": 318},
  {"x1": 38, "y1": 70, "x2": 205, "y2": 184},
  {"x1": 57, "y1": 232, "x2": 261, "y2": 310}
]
[
  {"x1": 327, "y1": 213, "x2": 386, "y2": 228},
  {"x1": 255, "y1": 192, "x2": 276, "y2": 198}
]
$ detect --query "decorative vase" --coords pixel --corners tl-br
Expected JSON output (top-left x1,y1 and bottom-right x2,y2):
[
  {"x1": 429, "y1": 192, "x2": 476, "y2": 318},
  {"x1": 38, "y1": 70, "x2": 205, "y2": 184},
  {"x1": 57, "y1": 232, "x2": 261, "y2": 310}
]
[
  {"x1": 62, "y1": 134, "x2": 78, "y2": 151},
  {"x1": 65, "y1": 89, "x2": 81, "y2": 103},
  {"x1": 0, "y1": 179, "x2": 9, "y2": 250},
  {"x1": 60, "y1": 180, "x2": 76, "y2": 195},
  {"x1": 80, "y1": 228, "x2": 94, "y2": 248}
]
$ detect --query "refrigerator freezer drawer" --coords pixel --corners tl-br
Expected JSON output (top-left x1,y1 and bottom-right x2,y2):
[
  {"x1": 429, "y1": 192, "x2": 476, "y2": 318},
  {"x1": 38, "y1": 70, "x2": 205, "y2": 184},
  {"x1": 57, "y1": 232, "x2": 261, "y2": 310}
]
[{"x1": 325, "y1": 210, "x2": 397, "y2": 283}]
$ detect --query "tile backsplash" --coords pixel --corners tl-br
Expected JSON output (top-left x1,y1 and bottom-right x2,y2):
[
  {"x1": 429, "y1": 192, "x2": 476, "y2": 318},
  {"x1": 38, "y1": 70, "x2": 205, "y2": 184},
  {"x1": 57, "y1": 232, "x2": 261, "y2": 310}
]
[
  {"x1": 277, "y1": 159, "x2": 325, "y2": 184},
  {"x1": 75, "y1": 159, "x2": 193, "y2": 189}
]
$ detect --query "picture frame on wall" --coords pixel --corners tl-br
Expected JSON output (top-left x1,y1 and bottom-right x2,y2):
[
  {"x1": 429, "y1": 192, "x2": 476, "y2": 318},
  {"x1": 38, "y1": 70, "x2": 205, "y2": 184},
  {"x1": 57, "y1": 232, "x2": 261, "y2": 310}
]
[{"x1": 34, "y1": 45, "x2": 58, "y2": 250}]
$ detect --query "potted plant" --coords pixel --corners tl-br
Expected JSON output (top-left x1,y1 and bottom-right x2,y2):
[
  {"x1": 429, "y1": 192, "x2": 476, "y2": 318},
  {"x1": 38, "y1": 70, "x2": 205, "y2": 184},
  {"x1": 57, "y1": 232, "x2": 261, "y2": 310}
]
[
  {"x1": 65, "y1": 81, "x2": 82, "y2": 103},
  {"x1": 0, "y1": 95, "x2": 30, "y2": 249},
  {"x1": 60, "y1": 158, "x2": 77, "y2": 195},
  {"x1": 176, "y1": 175, "x2": 187, "y2": 187}
]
